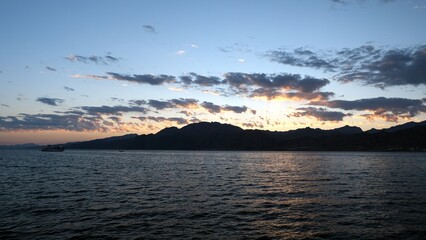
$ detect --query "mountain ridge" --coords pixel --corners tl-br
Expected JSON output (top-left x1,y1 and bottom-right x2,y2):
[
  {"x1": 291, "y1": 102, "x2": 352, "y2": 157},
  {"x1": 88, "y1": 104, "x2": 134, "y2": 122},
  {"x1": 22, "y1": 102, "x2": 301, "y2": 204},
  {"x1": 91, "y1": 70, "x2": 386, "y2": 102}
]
[{"x1": 63, "y1": 121, "x2": 426, "y2": 151}]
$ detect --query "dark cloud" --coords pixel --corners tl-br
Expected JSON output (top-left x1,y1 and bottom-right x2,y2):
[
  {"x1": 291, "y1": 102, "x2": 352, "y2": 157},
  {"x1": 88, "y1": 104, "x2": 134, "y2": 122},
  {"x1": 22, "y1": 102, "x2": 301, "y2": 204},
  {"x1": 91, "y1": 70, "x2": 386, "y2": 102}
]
[
  {"x1": 145, "y1": 98, "x2": 199, "y2": 110},
  {"x1": 201, "y1": 101, "x2": 248, "y2": 114},
  {"x1": 143, "y1": 25, "x2": 157, "y2": 33},
  {"x1": 1, "y1": 104, "x2": 10, "y2": 107},
  {"x1": 129, "y1": 100, "x2": 147, "y2": 106},
  {"x1": 45, "y1": 66, "x2": 56, "y2": 71},
  {"x1": 180, "y1": 110, "x2": 193, "y2": 116},
  {"x1": 65, "y1": 54, "x2": 121, "y2": 65},
  {"x1": 287, "y1": 92, "x2": 335, "y2": 101},
  {"x1": 110, "y1": 97, "x2": 125, "y2": 102},
  {"x1": 0, "y1": 113, "x2": 107, "y2": 131},
  {"x1": 291, "y1": 107, "x2": 351, "y2": 122},
  {"x1": 74, "y1": 71, "x2": 331, "y2": 101},
  {"x1": 224, "y1": 72, "x2": 330, "y2": 93},
  {"x1": 64, "y1": 86, "x2": 75, "y2": 92},
  {"x1": 105, "y1": 55, "x2": 119, "y2": 62},
  {"x1": 133, "y1": 116, "x2": 188, "y2": 125},
  {"x1": 310, "y1": 97, "x2": 426, "y2": 122},
  {"x1": 147, "y1": 100, "x2": 174, "y2": 110},
  {"x1": 223, "y1": 72, "x2": 332, "y2": 100},
  {"x1": 133, "y1": 98, "x2": 250, "y2": 114},
  {"x1": 180, "y1": 73, "x2": 222, "y2": 86},
  {"x1": 267, "y1": 50, "x2": 336, "y2": 71},
  {"x1": 223, "y1": 105, "x2": 247, "y2": 113},
  {"x1": 268, "y1": 45, "x2": 426, "y2": 88},
  {"x1": 106, "y1": 72, "x2": 176, "y2": 85},
  {"x1": 36, "y1": 97, "x2": 64, "y2": 106},
  {"x1": 170, "y1": 98, "x2": 199, "y2": 108},
  {"x1": 338, "y1": 46, "x2": 426, "y2": 87},
  {"x1": 200, "y1": 102, "x2": 221, "y2": 113},
  {"x1": 108, "y1": 116, "x2": 122, "y2": 123},
  {"x1": 242, "y1": 122, "x2": 264, "y2": 129},
  {"x1": 80, "y1": 105, "x2": 148, "y2": 116}
]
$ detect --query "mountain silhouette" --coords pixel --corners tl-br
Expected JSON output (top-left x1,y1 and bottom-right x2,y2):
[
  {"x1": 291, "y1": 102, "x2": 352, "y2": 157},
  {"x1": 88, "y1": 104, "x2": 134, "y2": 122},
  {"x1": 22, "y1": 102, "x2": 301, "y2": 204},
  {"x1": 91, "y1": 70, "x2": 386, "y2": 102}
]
[{"x1": 64, "y1": 121, "x2": 426, "y2": 151}]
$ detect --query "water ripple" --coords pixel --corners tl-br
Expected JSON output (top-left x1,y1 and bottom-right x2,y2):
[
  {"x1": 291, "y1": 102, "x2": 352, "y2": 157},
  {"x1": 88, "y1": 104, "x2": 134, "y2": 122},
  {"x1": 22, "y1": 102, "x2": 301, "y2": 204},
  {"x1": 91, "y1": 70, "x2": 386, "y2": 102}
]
[{"x1": 0, "y1": 150, "x2": 425, "y2": 239}]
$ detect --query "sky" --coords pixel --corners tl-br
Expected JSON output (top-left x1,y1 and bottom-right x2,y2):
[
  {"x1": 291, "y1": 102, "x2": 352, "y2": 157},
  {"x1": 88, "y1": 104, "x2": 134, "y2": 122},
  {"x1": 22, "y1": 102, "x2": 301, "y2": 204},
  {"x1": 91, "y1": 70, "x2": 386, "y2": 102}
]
[{"x1": 1, "y1": 0, "x2": 426, "y2": 144}]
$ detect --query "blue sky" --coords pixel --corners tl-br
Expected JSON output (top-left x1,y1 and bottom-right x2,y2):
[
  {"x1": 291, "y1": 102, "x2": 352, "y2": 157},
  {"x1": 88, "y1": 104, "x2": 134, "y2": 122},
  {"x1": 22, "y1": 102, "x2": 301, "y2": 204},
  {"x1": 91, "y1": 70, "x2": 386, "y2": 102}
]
[{"x1": 1, "y1": 0, "x2": 426, "y2": 144}]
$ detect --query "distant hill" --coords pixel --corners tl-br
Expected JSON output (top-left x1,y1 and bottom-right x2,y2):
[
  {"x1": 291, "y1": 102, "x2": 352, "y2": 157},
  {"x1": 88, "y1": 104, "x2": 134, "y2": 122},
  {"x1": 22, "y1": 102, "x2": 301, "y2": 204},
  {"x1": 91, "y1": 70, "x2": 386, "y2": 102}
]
[
  {"x1": 64, "y1": 121, "x2": 426, "y2": 151},
  {"x1": 0, "y1": 143, "x2": 41, "y2": 149}
]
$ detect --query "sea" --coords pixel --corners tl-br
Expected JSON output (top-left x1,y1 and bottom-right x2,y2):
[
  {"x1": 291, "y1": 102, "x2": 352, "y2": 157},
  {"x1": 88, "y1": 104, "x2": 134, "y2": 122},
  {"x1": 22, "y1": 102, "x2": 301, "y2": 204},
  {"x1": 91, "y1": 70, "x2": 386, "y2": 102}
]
[{"x1": 0, "y1": 150, "x2": 425, "y2": 239}]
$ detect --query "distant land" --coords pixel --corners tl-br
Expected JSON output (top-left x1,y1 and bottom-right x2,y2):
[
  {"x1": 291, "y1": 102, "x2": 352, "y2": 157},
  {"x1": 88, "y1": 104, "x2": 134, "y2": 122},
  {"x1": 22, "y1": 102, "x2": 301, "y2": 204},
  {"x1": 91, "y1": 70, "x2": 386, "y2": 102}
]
[
  {"x1": 60, "y1": 121, "x2": 426, "y2": 151},
  {"x1": 2, "y1": 121, "x2": 425, "y2": 151}
]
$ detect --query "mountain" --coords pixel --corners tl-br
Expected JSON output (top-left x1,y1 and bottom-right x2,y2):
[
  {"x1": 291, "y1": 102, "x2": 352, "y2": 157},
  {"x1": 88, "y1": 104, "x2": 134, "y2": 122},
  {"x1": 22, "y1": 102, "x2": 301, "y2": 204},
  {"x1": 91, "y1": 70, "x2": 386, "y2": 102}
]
[
  {"x1": 64, "y1": 121, "x2": 426, "y2": 151},
  {"x1": 367, "y1": 121, "x2": 426, "y2": 133},
  {"x1": 0, "y1": 143, "x2": 41, "y2": 149}
]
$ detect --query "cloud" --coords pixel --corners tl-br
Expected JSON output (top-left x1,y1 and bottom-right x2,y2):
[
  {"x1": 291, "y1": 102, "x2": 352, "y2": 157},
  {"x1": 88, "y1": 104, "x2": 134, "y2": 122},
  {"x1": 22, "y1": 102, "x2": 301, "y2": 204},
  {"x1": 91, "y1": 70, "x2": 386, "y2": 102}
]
[
  {"x1": 242, "y1": 121, "x2": 264, "y2": 129},
  {"x1": 105, "y1": 55, "x2": 119, "y2": 62},
  {"x1": 169, "y1": 98, "x2": 199, "y2": 108},
  {"x1": 310, "y1": 97, "x2": 426, "y2": 122},
  {"x1": 80, "y1": 105, "x2": 148, "y2": 116},
  {"x1": 73, "y1": 72, "x2": 176, "y2": 85},
  {"x1": 105, "y1": 72, "x2": 176, "y2": 85},
  {"x1": 147, "y1": 100, "x2": 175, "y2": 110},
  {"x1": 267, "y1": 49, "x2": 335, "y2": 71},
  {"x1": 45, "y1": 66, "x2": 56, "y2": 71},
  {"x1": 0, "y1": 113, "x2": 107, "y2": 132},
  {"x1": 1, "y1": 104, "x2": 10, "y2": 107},
  {"x1": 291, "y1": 107, "x2": 351, "y2": 122},
  {"x1": 190, "y1": 44, "x2": 199, "y2": 48},
  {"x1": 129, "y1": 100, "x2": 147, "y2": 106},
  {"x1": 180, "y1": 110, "x2": 192, "y2": 116},
  {"x1": 176, "y1": 50, "x2": 186, "y2": 55},
  {"x1": 110, "y1": 97, "x2": 125, "y2": 102},
  {"x1": 223, "y1": 105, "x2": 248, "y2": 113},
  {"x1": 200, "y1": 102, "x2": 221, "y2": 113},
  {"x1": 180, "y1": 73, "x2": 222, "y2": 87},
  {"x1": 134, "y1": 97, "x2": 250, "y2": 114},
  {"x1": 142, "y1": 25, "x2": 157, "y2": 33},
  {"x1": 73, "y1": 71, "x2": 332, "y2": 101},
  {"x1": 134, "y1": 116, "x2": 188, "y2": 125},
  {"x1": 224, "y1": 72, "x2": 332, "y2": 100},
  {"x1": 250, "y1": 89, "x2": 334, "y2": 101},
  {"x1": 337, "y1": 46, "x2": 426, "y2": 87},
  {"x1": 267, "y1": 45, "x2": 426, "y2": 88},
  {"x1": 0, "y1": 102, "x2": 150, "y2": 132},
  {"x1": 224, "y1": 73, "x2": 329, "y2": 92},
  {"x1": 201, "y1": 101, "x2": 248, "y2": 114},
  {"x1": 36, "y1": 97, "x2": 65, "y2": 106},
  {"x1": 65, "y1": 54, "x2": 120, "y2": 65},
  {"x1": 64, "y1": 86, "x2": 75, "y2": 92},
  {"x1": 237, "y1": 59, "x2": 246, "y2": 63}
]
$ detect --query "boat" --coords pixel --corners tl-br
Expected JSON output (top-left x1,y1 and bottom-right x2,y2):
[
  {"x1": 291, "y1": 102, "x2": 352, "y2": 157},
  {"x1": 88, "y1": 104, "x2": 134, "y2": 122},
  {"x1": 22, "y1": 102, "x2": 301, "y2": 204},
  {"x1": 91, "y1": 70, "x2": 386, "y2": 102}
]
[{"x1": 41, "y1": 145, "x2": 65, "y2": 152}]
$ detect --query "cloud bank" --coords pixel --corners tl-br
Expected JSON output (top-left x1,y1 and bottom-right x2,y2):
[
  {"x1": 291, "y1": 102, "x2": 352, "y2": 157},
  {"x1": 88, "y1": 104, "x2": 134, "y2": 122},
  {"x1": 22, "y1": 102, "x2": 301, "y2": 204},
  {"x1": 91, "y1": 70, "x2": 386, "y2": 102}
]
[
  {"x1": 73, "y1": 72, "x2": 333, "y2": 101},
  {"x1": 267, "y1": 45, "x2": 426, "y2": 88},
  {"x1": 310, "y1": 97, "x2": 426, "y2": 122}
]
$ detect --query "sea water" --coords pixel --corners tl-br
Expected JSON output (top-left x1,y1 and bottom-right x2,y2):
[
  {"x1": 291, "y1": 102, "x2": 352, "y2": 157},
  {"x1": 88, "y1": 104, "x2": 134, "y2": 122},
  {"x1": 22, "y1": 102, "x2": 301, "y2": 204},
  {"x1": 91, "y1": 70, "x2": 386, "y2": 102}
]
[{"x1": 0, "y1": 150, "x2": 425, "y2": 239}]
